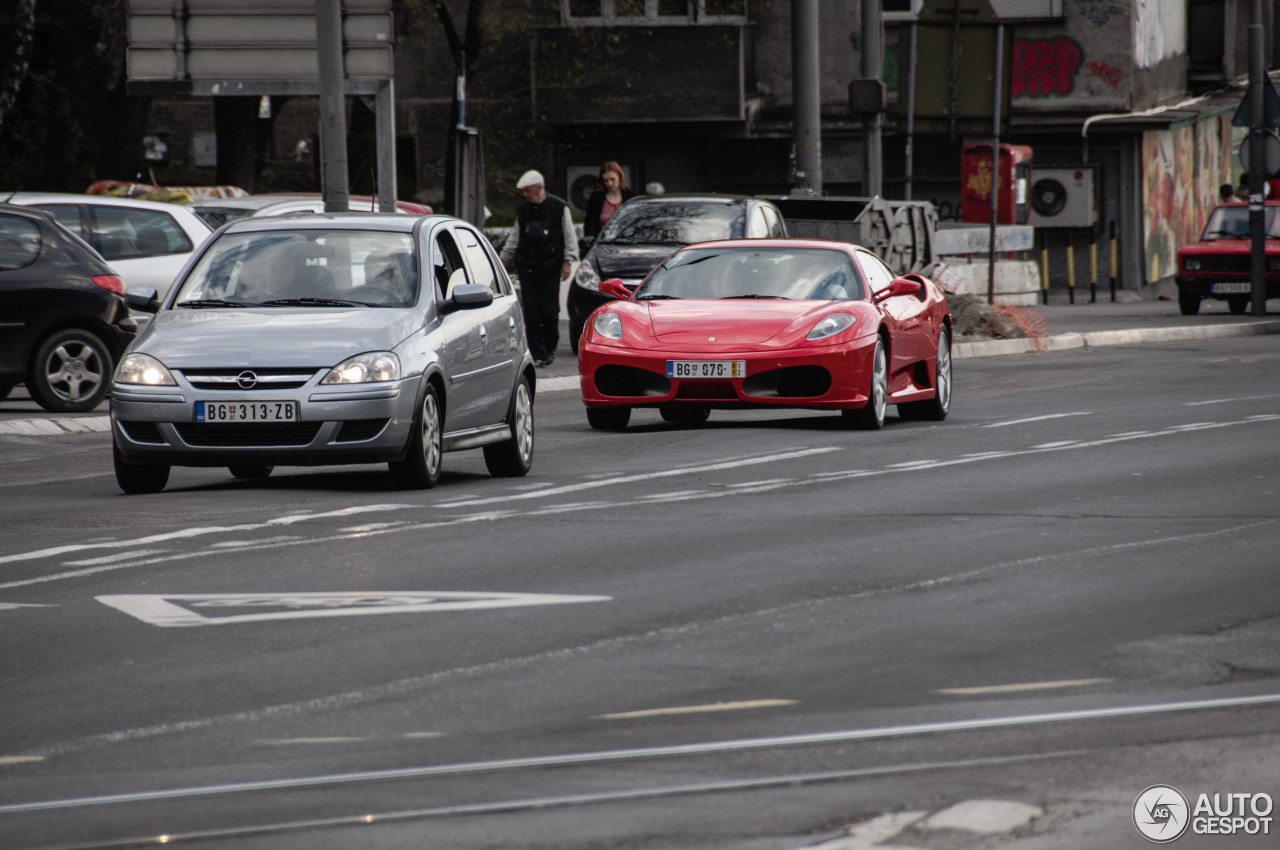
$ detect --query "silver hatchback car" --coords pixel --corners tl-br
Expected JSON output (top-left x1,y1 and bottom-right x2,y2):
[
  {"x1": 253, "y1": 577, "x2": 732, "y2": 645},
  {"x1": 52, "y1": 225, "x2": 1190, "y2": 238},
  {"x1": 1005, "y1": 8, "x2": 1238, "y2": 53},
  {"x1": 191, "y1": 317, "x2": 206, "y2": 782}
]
[{"x1": 110, "y1": 214, "x2": 535, "y2": 494}]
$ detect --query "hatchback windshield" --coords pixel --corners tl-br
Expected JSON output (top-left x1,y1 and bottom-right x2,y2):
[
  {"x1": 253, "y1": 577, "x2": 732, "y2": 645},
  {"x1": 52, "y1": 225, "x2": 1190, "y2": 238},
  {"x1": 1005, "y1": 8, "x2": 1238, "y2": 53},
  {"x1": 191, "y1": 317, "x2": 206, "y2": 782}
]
[
  {"x1": 635, "y1": 247, "x2": 863, "y2": 301},
  {"x1": 173, "y1": 230, "x2": 419, "y2": 307},
  {"x1": 1201, "y1": 206, "x2": 1280, "y2": 239},
  {"x1": 599, "y1": 201, "x2": 745, "y2": 245}
]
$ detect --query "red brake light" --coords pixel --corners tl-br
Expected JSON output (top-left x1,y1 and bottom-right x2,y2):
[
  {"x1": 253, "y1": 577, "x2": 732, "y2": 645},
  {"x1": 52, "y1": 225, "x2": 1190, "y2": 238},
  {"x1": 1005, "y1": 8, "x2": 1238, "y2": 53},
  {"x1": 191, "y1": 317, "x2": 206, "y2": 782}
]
[{"x1": 92, "y1": 274, "x2": 127, "y2": 297}]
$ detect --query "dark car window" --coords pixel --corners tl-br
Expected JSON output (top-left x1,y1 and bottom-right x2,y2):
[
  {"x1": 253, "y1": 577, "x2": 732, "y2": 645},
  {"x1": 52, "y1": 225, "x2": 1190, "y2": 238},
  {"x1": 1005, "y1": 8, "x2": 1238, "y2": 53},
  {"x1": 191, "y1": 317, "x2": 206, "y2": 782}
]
[
  {"x1": 35, "y1": 204, "x2": 83, "y2": 238},
  {"x1": 78, "y1": 206, "x2": 195, "y2": 261},
  {"x1": 434, "y1": 229, "x2": 468, "y2": 299},
  {"x1": 856, "y1": 250, "x2": 895, "y2": 294},
  {"x1": 456, "y1": 226, "x2": 502, "y2": 296},
  {"x1": 0, "y1": 214, "x2": 41, "y2": 270},
  {"x1": 637, "y1": 247, "x2": 862, "y2": 301},
  {"x1": 599, "y1": 201, "x2": 744, "y2": 245}
]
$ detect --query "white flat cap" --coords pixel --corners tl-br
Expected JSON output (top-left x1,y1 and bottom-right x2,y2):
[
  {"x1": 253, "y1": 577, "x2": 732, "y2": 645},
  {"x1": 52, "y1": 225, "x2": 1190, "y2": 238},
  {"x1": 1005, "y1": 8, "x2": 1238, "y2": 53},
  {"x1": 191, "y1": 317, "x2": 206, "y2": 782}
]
[{"x1": 515, "y1": 170, "x2": 544, "y2": 189}]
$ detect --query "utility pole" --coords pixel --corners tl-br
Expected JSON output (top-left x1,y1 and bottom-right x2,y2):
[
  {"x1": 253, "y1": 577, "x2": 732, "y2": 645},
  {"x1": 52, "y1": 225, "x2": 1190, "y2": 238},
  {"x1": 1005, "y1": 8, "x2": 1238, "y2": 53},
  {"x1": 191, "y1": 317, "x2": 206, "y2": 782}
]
[
  {"x1": 316, "y1": 0, "x2": 349, "y2": 213},
  {"x1": 792, "y1": 0, "x2": 822, "y2": 194},
  {"x1": 861, "y1": 0, "x2": 883, "y2": 197},
  {"x1": 1248, "y1": 0, "x2": 1266, "y2": 316}
]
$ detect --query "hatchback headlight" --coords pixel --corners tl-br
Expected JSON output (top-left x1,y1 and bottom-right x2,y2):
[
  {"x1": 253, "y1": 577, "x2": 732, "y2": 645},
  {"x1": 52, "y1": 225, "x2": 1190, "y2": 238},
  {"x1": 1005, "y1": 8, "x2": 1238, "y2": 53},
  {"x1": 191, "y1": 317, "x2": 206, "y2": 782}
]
[
  {"x1": 575, "y1": 262, "x2": 601, "y2": 292},
  {"x1": 593, "y1": 311, "x2": 623, "y2": 340},
  {"x1": 322, "y1": 352, "x2": 400, "y2": 384},
  {"x1": 116, "y1": 353, "x2": 176, "y2": 386},
  {"x1": 806, "y1": 313, "x2": 857, "y2": 340},
  {"x1": 1183, "y1": 258, "x2": 1201, "y2": 271}
]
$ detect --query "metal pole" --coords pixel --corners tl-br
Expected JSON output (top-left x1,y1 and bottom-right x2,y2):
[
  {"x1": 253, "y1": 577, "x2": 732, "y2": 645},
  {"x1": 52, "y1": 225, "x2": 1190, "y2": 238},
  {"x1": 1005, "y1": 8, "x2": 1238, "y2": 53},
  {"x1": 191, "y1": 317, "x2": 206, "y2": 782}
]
[
  {"x1": 987, "y1": 24, "x2": 1003, "y2": 305},
  {"x1": 861, "y1": 0, "x2": 883, "y2": 196},
  {"x1": 1248, "y1": 0, "x2": 1267, "y2": 316},
  {"x1": 1089, "y1": 229, "x2": 1098, "y2": 303},
  {"x1": 375, "y1": 80, "x2": 397, "y2": 213},
  {"x1": 316, "y1": 0, "x2": 349, "y2": 213},
  {"x1": 792, "y1": 0, "x2": 822, "y2": 194},
  {"x1": 904, "y1": 21, "x2": 917, "y2": 200},
  {"x1": 1109, "y1": 221, "x2": 1118, "y2": 302}
]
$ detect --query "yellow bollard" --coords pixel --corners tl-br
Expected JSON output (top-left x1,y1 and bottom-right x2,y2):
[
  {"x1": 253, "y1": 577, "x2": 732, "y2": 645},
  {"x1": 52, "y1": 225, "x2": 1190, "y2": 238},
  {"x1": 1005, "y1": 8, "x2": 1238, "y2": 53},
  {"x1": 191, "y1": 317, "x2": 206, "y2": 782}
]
[{"x1": 1066, "y1": 239, "x2": 1076, "y2": 305}]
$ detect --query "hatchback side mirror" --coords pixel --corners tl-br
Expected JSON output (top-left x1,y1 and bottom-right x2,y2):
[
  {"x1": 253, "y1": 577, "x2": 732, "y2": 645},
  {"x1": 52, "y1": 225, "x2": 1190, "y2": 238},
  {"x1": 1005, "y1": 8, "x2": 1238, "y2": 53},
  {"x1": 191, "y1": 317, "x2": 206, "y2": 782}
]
[
  {"x1": 447, "y1": 283, "x2": 494, "y2": 311},
  {"x1": 126, "y1": 286, "x2": 161, "y2": 313}
]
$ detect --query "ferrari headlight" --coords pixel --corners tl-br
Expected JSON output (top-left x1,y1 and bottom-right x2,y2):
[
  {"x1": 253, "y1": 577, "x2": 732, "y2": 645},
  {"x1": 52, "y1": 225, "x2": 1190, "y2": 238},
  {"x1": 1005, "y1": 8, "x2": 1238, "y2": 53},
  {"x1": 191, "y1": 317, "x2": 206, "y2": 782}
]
[
  {"x1": 1184, "y1": 258, "x2": 1201, "y2": 271},
  {"x1": 806, "y1": 313, "x2": 856, "y2": 340},
  {"x1": 593, "y1": 311, "x2": 623, "y2": 340},
  {"x1": 322, "y1": 351, "x2": 400, "y2": 384},
  {"x1": 116, "y1": 353, "x2": 176, "y2": 386},
  {"x1": 574, "y1": 262, "x2": 601, "y2": 292}
]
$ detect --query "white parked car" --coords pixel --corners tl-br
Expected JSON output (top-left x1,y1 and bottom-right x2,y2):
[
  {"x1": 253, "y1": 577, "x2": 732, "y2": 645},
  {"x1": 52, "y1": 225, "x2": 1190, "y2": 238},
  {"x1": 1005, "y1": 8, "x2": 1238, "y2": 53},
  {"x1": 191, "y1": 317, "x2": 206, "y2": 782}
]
[{"x1": 2, "y1": 192, "x2": 212, "y2": 302}]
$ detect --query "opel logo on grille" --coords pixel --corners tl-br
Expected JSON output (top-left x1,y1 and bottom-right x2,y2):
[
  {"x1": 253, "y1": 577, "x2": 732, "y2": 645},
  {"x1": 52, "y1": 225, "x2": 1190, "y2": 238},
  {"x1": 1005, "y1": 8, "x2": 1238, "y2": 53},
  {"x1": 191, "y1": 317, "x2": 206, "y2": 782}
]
[{"x1": 236, "y1": 371, "x2": 259, "y2": 389}]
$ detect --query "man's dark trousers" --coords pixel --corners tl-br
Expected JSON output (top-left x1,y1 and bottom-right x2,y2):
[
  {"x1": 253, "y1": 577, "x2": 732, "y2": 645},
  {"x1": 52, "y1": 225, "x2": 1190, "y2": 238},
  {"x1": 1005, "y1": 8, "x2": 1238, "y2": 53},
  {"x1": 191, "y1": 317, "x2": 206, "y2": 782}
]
[{"x1": 519, "y1": 267, "x2": 561, "y2": 362}]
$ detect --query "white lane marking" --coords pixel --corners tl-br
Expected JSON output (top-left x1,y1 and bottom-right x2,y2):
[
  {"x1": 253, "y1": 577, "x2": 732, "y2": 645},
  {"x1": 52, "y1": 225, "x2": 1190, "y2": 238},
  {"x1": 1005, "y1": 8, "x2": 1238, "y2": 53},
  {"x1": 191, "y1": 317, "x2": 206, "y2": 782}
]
[
  {"x1": 5, "y1": 414, "x2": 1277, "y2": 591},
  {"x1": 433, "y1": 447, "x2": 841, "y2": 508},
  {"x1": 257, "y1": 737, "x2": 364, "y2": 746},
  {"x1": 61, "y1": 550, "x2": 170, "y2": 566},
  {"x1": 982, "y1": 412, "x2": 1092, "y2": 428},
  {"x1": 1030, "y1": 440, "x2": 1079, "y2": 449},
  {"x1": 0, "y1": 756, "x2": 44, "y2": 765},
  {"x1": 938, "y1": 678, "x2": 1111, "y2": 695},
  {"x1": 595, "y1": 700, "x2": 797, "y2": 720},
  {"x1": 0, "y1": 504, "x2": 418, "y2": 568},
  {"x1": 98, "y1": 591, "x2": 611, "y2": 628},
  {"x1": 8, "y1": 694, "x2": 1280, "y2": 815},
  {"x1": 0, "y1": 602, "x2": 55, "y2": 610},
  {"x1": 921, "y1": 799, "x2": 1043, "y2": 834},
  {"x1": 808, "y1": 810, "x2": 929, "y2": 848},
  {"x1": 14, "y1": 519, "x2": 1275, "y2": 766},
  {"x1": 1186, "y1": 393, "x2": 1280, "y2": 406}
]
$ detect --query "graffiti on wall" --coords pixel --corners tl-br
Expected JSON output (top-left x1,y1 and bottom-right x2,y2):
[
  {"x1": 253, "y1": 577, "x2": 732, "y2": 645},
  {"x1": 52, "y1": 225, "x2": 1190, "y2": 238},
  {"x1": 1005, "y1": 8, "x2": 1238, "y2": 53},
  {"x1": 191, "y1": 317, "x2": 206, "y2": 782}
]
[
  {"x1": 1142, "y1": 117, "x2": 1237, "y2": 283},
  {"x1": 1012, "y1": 38, "x2": 1083, "y2": 97}
]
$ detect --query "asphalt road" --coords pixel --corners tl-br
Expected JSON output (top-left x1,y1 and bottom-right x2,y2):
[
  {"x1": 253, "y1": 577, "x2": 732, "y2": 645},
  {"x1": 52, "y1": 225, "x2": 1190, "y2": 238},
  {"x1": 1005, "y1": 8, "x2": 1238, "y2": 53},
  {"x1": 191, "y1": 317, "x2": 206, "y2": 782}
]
[{"x1": 1, "y1": 334, "x2": 1278, "y2": 850}]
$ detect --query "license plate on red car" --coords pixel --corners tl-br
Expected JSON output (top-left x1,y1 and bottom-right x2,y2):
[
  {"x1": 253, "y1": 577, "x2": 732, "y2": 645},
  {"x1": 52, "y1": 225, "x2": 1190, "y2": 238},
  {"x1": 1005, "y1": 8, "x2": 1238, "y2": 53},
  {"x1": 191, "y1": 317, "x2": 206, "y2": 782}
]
[
  {"x1": 195, "y1": 401, "x2": 299, "y2": 423},
  {"x1": 1211, "y1": 283, "x2": 1250, "y2": 293},
  {"x1": 666, "y1": 360, "x2": 747, "y2": 379}
]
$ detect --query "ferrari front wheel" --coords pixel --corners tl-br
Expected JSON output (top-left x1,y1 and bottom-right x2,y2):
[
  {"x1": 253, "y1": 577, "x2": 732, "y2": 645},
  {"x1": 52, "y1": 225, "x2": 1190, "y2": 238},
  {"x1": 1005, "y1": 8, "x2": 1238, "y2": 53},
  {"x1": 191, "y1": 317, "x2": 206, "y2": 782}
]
[
  {"x1": 842, "y1": 336, "x2": 887, "y2": 430},
  {"x1": 587, "y1": 406, "x2": 631, "y2": 431}
]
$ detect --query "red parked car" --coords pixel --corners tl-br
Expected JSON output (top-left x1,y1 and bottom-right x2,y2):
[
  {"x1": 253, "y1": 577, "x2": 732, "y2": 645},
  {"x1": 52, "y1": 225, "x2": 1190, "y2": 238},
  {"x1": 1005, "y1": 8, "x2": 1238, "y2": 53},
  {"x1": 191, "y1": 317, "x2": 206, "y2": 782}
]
[
  {"x1": 577, "y1": 238, "x2": 952, "y2": 431},
  {"x1": 1176, "y1": 200, "x2": 1280, "y2": 315}
]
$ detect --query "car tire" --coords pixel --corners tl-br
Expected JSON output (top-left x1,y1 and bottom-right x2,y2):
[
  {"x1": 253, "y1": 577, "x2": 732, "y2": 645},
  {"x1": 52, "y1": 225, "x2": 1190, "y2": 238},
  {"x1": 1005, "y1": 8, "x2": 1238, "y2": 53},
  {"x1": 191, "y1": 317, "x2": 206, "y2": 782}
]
[
  {"x1": 1178, "y1": 289, "x2": 1201, "y2": 316},
  {"x1": 898, "y1": 326, "x2": 951, "y2": 422},
  {"x1": 842, "y1": 336, "x2": 887, "y2": 431},
  {"x1": 483, "y1": 376, "x2": 534, "y2": 477},
  {"x1": 1228, "y1": 295, "x2": 1249, "y2": 314},
  {"x1": 114, "y1": 443, "x2": 170, "y2": 495},
  {"x1": 569, "y1": 319, "x2": 582, "y2": 355},
  {"x1": 28, "y1": 328, "x2": 113, "y2": 413},
  {"x1": 587, "y1": 407, "x2": 631, "y2": 431},
  {"x1": 389, "y1": 382, "x2": 443, "y2": 489},
  {"x1": 229, "y1": 466, "x2": 274, "y2": 480},
  {"x1": 659, "y1": 405, "x2": 710, "y2": 425}
]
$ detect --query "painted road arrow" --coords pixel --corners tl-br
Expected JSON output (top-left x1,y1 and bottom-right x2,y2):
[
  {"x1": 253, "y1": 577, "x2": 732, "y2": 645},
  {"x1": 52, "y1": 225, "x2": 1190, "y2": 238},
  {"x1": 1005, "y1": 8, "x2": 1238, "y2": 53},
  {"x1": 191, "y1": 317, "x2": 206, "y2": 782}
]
[{"x1": 97, "y1": 591, "x2": 611, "y2": 627}]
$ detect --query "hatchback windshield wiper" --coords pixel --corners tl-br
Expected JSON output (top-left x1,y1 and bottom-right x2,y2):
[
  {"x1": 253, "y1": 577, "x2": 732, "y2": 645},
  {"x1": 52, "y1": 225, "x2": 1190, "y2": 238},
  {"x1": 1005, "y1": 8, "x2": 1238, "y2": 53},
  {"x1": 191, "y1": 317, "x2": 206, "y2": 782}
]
[
  {"x1": 176, "y1": 298, "x2": 251, "y2": 308},
  {"x1": 260, "y1": 297, "x2": 365, "y2": 307},
  {"x1": 722, "y1": 294, "x2": 789, "y2": 299}
]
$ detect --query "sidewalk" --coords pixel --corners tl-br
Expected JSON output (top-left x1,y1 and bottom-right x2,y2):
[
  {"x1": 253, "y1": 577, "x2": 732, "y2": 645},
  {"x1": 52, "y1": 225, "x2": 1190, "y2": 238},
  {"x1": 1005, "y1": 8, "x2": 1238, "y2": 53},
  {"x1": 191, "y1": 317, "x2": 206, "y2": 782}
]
[{"x1": 3, "y1": 295, "x2": 1279, "y2": 436}]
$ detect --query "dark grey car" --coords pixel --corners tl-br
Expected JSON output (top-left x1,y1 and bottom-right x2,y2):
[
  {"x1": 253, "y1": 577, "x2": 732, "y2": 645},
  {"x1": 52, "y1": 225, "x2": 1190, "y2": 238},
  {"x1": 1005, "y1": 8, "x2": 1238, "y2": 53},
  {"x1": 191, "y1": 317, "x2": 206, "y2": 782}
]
[
  {"x1": 566, "y1": 194, "x2": 788, "y2": 353},
  {"x1": 110, "y1": 214, "x2": 535, "y2": 494}
]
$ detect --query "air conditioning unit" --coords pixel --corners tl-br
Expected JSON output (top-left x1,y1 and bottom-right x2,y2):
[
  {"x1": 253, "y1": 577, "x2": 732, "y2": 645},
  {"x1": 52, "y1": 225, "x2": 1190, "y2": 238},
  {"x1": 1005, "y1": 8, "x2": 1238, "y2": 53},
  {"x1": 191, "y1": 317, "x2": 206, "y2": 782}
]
[
  {"x1": 566, "y1": 165, "x2": 600, "y2": 211},
  {"x1": 1028, "y1": 166, "x2": 1099, "y2": 228}
]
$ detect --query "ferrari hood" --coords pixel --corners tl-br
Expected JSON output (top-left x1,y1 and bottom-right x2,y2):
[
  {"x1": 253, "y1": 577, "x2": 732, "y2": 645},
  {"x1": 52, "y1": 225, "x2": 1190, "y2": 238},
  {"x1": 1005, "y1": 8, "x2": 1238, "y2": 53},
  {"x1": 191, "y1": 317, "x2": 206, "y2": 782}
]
[
  {"x1": 644, "y1": 300, "x2": 832, "y2": 345},
  {"x1": 134, "y1": 307, "x2": 421, "y2": 369}
]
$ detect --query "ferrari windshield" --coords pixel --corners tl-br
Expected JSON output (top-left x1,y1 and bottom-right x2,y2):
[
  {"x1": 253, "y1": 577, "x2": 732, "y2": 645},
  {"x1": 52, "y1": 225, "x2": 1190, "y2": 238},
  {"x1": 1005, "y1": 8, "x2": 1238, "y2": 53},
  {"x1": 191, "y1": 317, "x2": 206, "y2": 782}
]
[
  {"x1": 599, "y1": 201, "x2": 745, "y2": 245},
  {"x1": 173, "y1": 229, "x2": 420, "y2": 307},
  {"x1": 635, "y1": 247, "x2": 863, "y2": 301},
  {"x1": 1201, "y1": 206, "x2": 1280, "y2": 239}
]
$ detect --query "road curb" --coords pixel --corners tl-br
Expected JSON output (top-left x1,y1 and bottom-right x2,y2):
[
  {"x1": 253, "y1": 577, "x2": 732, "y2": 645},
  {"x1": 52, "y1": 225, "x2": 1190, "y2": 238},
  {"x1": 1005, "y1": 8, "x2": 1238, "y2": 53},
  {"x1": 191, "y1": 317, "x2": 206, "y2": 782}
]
[
  {"x1": 0, "y1": 416, "x2": 111, "y2": 437},
  {"x1": 955, "y1": 318, "x2": 1280, "y2": 360}
]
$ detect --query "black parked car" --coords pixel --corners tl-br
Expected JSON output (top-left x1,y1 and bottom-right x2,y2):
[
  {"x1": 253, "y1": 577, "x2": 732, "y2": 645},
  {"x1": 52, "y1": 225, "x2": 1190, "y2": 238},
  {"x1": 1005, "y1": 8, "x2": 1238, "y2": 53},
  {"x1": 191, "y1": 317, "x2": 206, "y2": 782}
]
[
  {"x1": 566, "y1": 194, "x2": 788, "y2": 354},
  {"x1": 0, "y1": 204, "x2": 137, "y2": 412}
]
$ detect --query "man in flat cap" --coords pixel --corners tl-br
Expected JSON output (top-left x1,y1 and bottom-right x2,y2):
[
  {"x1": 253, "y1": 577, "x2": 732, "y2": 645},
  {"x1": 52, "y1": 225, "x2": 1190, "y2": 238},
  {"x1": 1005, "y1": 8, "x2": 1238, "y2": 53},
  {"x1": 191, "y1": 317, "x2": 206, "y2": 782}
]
[{"x1": 500, "y1": 170, "x2": 578, "y2": 367}]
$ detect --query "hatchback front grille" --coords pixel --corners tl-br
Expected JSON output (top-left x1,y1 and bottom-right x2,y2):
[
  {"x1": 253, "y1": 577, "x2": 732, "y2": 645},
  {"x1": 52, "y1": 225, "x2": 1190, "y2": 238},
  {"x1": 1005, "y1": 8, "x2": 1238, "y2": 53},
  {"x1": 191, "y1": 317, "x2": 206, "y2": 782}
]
[
  {"x1": 118, "y1": 421, "x2": 164, "y2": 444},
  {"x1": 335, "y1": 418, "x2": 390, "y2": 442},
  {"x1": 173, "y1": 423, "x2": 322, "y2": 447},
  {"x1": 179, "y1": 369, "x2": 319, "y2": 391}
]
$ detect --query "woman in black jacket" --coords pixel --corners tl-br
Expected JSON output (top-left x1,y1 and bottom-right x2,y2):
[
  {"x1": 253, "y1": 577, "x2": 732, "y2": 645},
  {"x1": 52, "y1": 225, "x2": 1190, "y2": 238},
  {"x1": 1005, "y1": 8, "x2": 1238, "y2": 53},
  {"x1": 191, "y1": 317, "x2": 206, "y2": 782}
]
[{"x1": 583, "y1": 161, "x2": 636, "y2": 239}]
